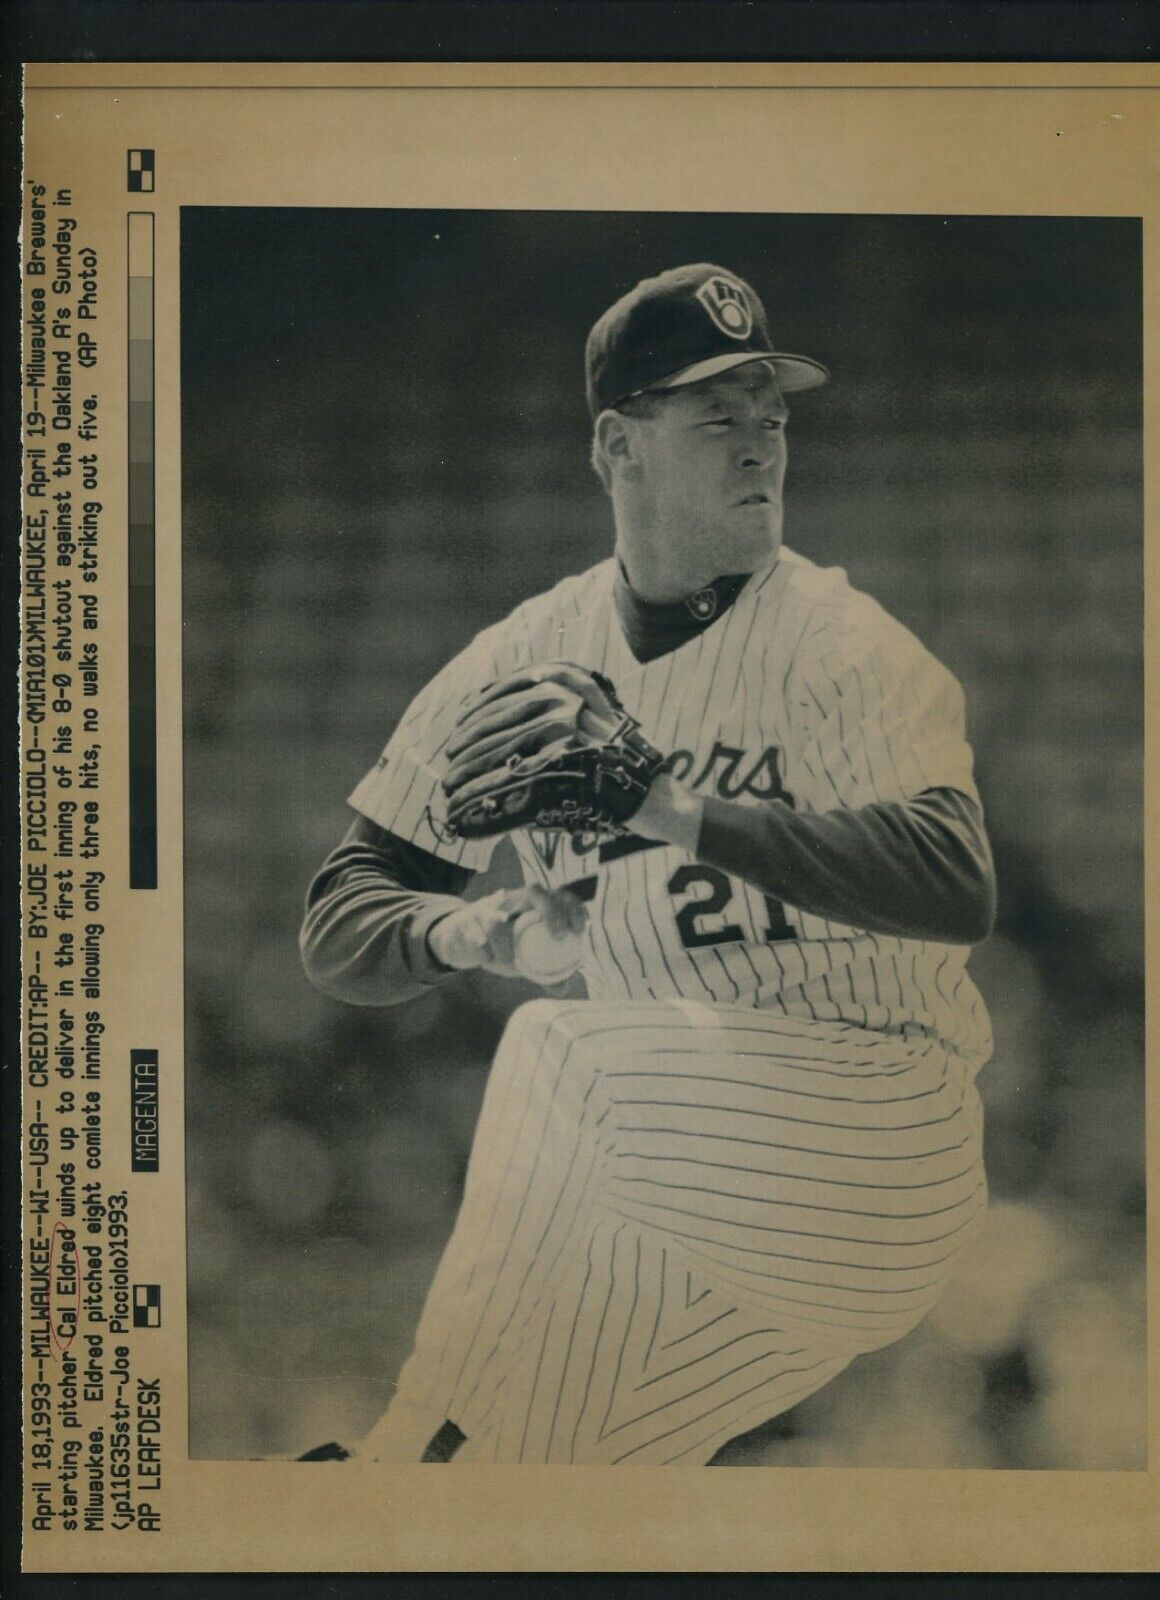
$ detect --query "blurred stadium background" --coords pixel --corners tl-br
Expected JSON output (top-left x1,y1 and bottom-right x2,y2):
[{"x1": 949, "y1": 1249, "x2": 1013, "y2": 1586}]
[{"x1": 180, "y1": 210, "x2": 1143, "y2": 1466}]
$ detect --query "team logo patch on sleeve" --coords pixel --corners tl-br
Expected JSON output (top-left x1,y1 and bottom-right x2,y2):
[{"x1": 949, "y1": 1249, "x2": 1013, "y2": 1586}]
[
  {"x1": 696, "y1": 274, "x2": 753, "y2": 340},
  {"x1": 422, "y1": 803, "x2": 459, "y2": 846}
]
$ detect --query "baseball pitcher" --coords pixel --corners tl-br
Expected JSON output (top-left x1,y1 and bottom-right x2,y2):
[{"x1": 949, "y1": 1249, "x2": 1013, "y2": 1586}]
[{"x1": 299, "y1": 264, "x2": 995, "y2": 1465}]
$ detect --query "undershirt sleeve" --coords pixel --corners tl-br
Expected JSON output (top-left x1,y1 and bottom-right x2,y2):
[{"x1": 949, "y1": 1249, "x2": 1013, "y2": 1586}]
[
  {"x1": 697, "y1": 785, "x2": 996, "y2": 944},
  {"x1": 300, "y1": 813, "x2": 475, "y2": 1007}
]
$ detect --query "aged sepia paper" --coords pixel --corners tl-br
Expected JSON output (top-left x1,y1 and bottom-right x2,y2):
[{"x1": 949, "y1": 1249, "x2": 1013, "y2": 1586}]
[{"x1": 19, "y1": 61, "x2": 1158, "y2": 1572}]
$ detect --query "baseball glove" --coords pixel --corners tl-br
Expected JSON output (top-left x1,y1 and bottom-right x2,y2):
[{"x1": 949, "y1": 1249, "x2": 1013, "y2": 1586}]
[{"x1": 442, "y1": 662, "x2": 665, "y2": 840}]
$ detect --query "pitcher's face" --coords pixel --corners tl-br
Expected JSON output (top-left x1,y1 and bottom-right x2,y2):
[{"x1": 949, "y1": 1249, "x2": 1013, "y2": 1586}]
[{"x1": 626, "y1": 360, "x2": 789, "y2": 581}]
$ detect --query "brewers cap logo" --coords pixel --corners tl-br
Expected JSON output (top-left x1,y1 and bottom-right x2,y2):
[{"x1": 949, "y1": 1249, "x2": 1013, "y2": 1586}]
[
  {"x1": 685, "y1": 587, "x2": 718, "y2": 622},
  {"x1": 695, "y1": 274, "x2": 753, "y2": 341}
]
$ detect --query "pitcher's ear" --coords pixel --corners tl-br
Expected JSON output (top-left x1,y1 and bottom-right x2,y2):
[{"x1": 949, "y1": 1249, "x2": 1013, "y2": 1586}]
[{"x1": 595, "y1": 408, "x2": 638, "y2": 479}]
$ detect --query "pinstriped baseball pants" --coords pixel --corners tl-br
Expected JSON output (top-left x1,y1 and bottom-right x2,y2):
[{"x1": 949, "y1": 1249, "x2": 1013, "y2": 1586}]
[{"x1": 360, "y1": 998, "x2": 987, "y2": 1465}]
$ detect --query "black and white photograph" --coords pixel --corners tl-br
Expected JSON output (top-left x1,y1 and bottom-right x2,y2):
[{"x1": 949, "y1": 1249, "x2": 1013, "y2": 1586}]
[{"x1": 180, "y1": 208, "x2": 1143, "y2": 1470}]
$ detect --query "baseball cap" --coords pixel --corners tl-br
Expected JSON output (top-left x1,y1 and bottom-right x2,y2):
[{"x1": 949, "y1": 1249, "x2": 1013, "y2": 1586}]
[{"x1": 585, "y1": 262, "x2": 828, "y2": 418}]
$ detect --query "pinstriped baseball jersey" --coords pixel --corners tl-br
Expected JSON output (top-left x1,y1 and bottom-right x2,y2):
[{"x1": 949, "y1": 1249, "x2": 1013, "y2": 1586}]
[{"x1": 349, "y1": 547, "x2": 992, "y2": 1067}]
